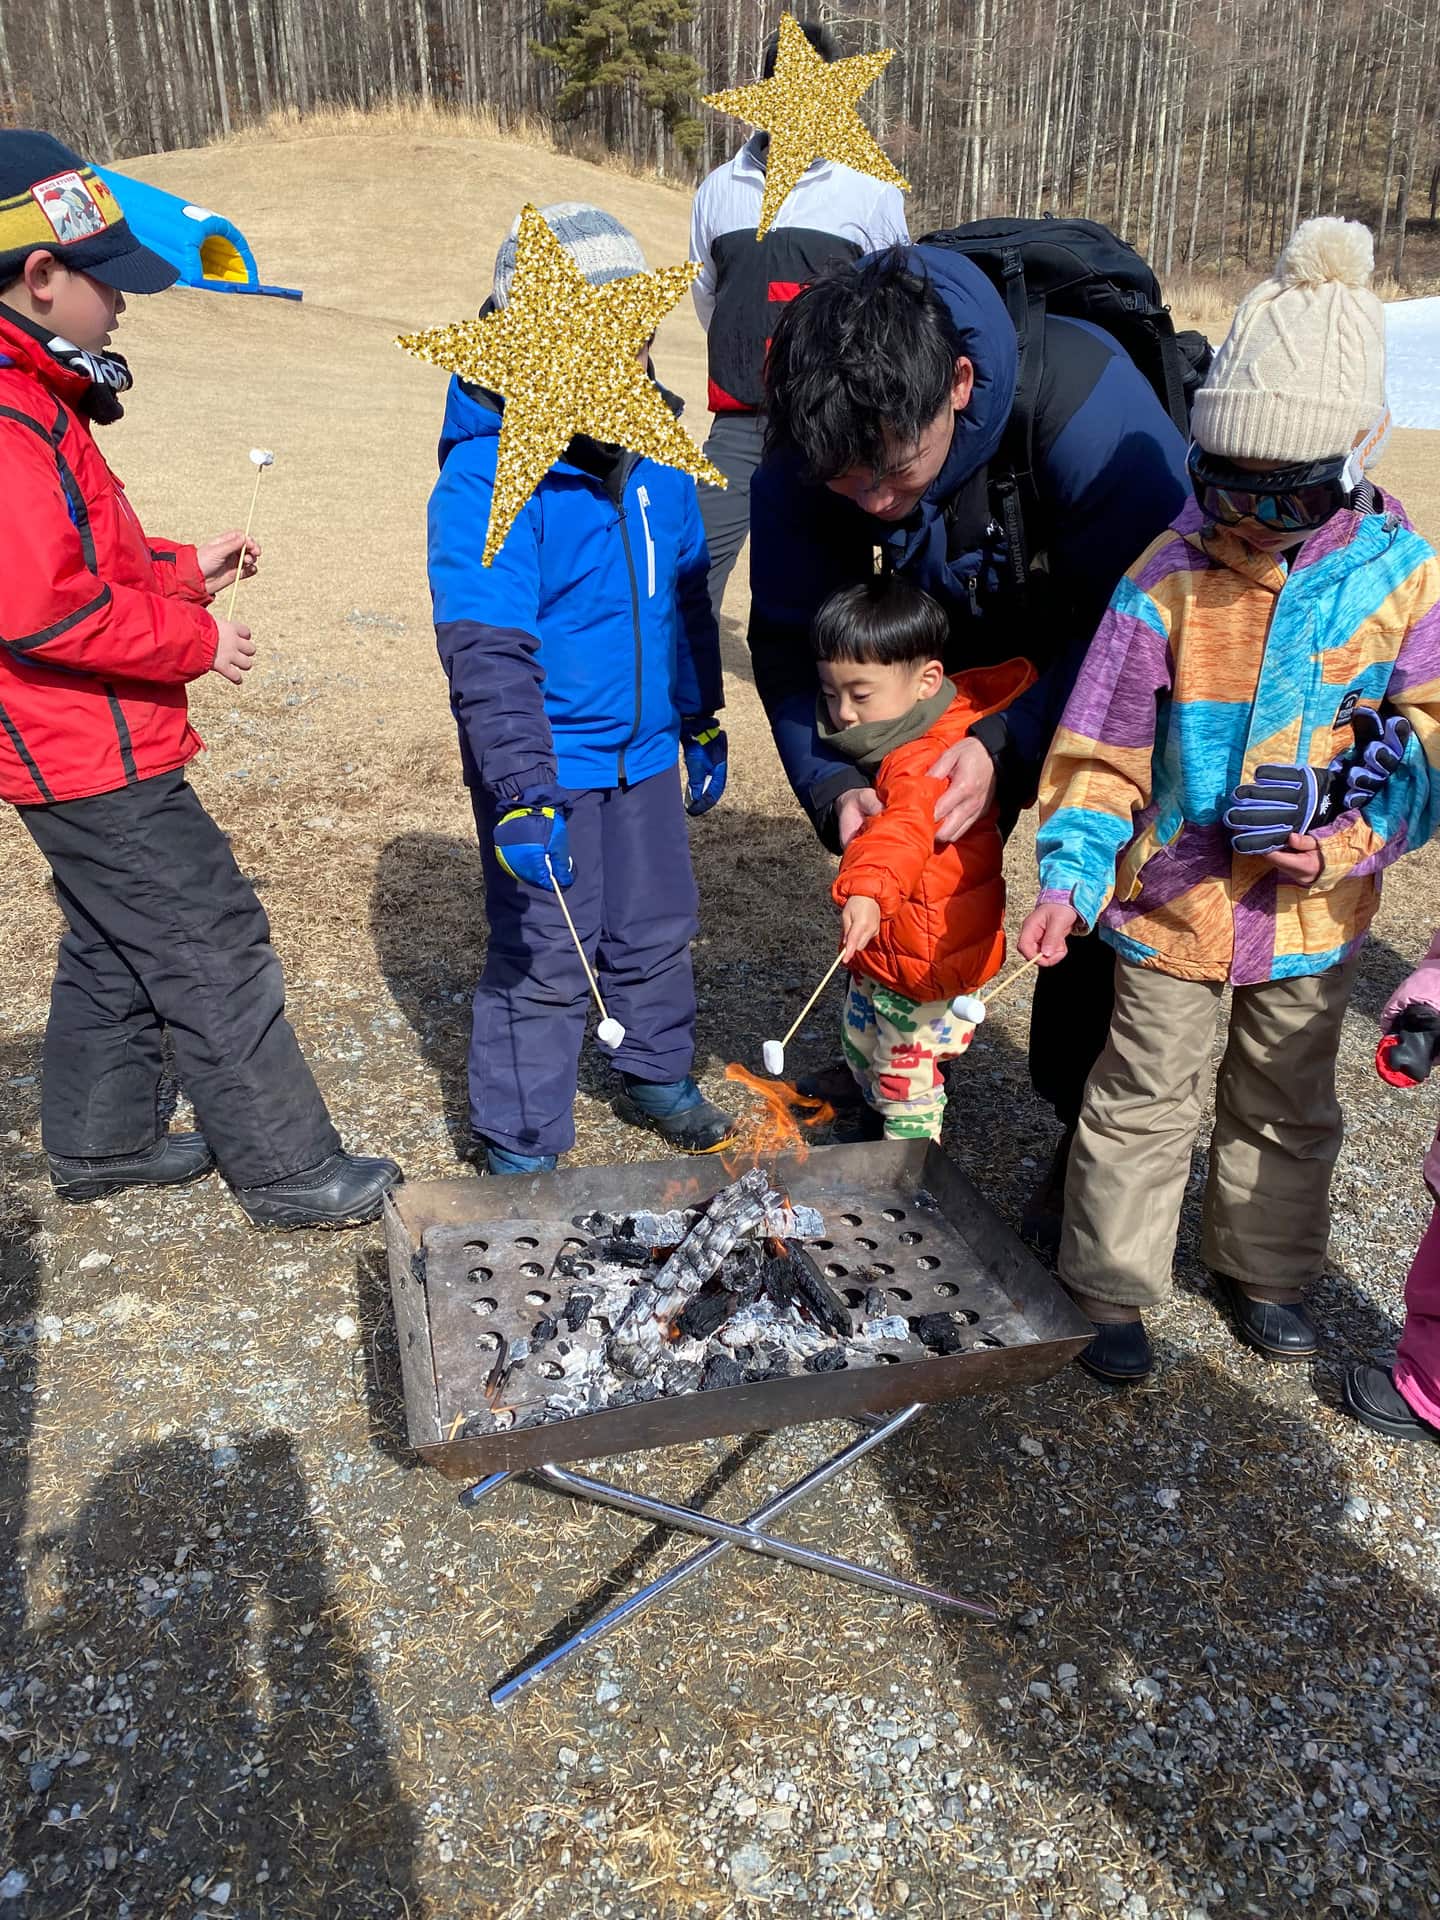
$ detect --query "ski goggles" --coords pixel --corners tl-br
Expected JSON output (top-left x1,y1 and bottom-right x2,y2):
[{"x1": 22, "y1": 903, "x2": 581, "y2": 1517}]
[{"x1": 1187, "y1": 443, "x2": 1358, "y2": 533}]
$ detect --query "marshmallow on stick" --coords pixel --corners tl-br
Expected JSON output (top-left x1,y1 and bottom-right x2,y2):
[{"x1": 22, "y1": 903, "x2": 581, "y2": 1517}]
[
  {"x1": 951, "y1": 951, "x2": 1044, "y2": 1026},
  {"x1": 224, "y1": 448, "x2": 274, "y2": 620}
]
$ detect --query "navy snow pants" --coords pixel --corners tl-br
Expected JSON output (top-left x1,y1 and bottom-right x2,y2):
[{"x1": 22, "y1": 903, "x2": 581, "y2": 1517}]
[{"x1": 469, "y1": 769, "x2": 699, "y2": 1157}]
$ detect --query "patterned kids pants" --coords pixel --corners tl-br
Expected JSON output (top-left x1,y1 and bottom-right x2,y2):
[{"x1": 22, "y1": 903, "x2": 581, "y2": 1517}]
[{"x1": 841, "y1": 973, "x2": 977, "y2": 1140}]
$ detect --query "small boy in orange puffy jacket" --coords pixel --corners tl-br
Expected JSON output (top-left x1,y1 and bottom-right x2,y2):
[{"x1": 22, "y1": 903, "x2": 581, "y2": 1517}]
[{"x1": 814, "y1": 577, "x2": 1033, "y2": 1139}]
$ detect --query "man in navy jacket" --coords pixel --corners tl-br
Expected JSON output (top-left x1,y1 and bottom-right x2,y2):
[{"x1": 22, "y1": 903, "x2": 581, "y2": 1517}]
[
  {"x1": 749, "y1": 243, "x2": 1190, "y2": 1238},
  {"x1": 428, "y1": 204, "x2": 734, "y2": 1174}
]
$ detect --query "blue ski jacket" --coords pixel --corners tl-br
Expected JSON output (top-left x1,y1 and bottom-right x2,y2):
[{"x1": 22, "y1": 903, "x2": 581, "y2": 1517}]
[
  {"x1": 747, "y1": 243, "x2": 1190, "y2": 839},
  {"x1": 428, "y1": 376, "x2": 723, "y2": 799}
]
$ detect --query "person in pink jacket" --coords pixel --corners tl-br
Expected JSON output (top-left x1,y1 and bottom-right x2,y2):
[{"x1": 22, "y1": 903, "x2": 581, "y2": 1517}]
[{"x1": 1345, "y1": 929, "x2": 1440, "y2": 1442}]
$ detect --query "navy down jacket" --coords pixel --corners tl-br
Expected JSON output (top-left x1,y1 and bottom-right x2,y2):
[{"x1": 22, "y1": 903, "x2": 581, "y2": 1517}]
[{"x1": 428, "y1": 376, "x2": 723, "y2": 799}]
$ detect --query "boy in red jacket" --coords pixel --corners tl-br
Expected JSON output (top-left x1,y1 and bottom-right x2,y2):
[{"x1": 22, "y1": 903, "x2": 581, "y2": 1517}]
[
  {"x1": 815, "y1": 577, "x2": 1032, "y2": 1140},
  {"x1": 0, "y1": 132, "x2": 398, "y2": 1227}
]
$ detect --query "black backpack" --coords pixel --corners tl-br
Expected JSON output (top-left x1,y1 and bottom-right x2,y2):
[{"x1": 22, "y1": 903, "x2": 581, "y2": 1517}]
[{"x1": 915, "y1": 215, "x2": 1213, "y2": 598}]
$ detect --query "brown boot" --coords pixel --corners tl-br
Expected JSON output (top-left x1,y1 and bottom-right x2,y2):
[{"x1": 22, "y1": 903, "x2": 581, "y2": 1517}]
[{"x1": 1022, "y1": 1126, "x2": 1074, "y2": 1255}]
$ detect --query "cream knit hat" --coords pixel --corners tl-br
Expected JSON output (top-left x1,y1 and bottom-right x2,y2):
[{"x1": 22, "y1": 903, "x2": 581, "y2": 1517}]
[{"x1": 1191, "y1": 217, "x2": 1387, "y2": 463}]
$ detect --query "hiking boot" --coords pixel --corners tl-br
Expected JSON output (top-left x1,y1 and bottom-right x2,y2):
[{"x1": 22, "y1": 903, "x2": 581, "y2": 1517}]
[
  {"x1": 1343, "y1": 1364, "x2": 1440, "y2": 1444},
  {"x1": 234, "y1": 1151, "x2": 402, "y2": 1229},
  {"x1": 1213, "y1": 1274, "x2": 1317, "y2": 1360},
  {"x1": 1021, "y1": 1126, "x2": 1074, "y2": 1255},
  {"x1": 49, "y1": 1130, "x2": 215, "y2": 1203},
  {"x1": 795, "y1": 1059, "x2": 865, "y2": 1110},
  {"x1": 613, "y1": 1076, "x2": 736, "y2": 1154}
]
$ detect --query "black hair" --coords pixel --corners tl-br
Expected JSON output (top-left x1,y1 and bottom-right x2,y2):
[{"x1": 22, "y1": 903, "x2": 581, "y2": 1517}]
[
  {"x1": 764, "y1": 249, "x2": 963, "y2": 483},
  {"x1": 761, "y1": 18, "x2": 839, "y2": 76},
  {"x1": 812, "y1": 577, "x2": 949, "y2": 667}
]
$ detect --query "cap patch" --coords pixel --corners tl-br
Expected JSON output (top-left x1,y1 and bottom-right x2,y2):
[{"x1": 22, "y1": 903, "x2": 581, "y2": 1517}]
[{"x1": 31, "y1": 171, "x2": 117, "y2": 245}]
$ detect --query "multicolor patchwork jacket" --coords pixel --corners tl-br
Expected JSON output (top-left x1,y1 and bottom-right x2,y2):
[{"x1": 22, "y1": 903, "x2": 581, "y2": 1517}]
[{"x1": 1036, "y1": 493, "x2": 1440, "y2": 985}]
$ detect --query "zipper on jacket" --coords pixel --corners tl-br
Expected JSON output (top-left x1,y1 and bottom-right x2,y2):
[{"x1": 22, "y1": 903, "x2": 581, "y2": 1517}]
[
  {"x1": 616, "y1": 504, "x2": 645, "y2": 785},
  {"x1": 636, "y1": 485, "x2": 657, "y2": 598}
]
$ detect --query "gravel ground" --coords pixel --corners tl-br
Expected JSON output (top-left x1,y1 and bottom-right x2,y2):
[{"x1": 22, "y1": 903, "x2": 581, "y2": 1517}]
[{"x1": 2, "y1": 122, "x2": 1439, "y2": 1919}]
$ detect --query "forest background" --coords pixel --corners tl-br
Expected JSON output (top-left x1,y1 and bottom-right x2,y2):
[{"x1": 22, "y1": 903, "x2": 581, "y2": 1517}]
[{"x1": 4, "y1": 0, "x2": 1440, "y2": 287}]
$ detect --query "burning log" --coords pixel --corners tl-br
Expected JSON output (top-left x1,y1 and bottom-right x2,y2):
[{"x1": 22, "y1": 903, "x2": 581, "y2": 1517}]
[
  {"x1": 608, "y1": 1168, "x2": 778, "y2": 1378},
  {"x1": 763, "y1": 1241, "x2": 852, "y2": 1339},
  {"x1": 574, "y1": 1198, "x2": 824, "y2": 1247}
]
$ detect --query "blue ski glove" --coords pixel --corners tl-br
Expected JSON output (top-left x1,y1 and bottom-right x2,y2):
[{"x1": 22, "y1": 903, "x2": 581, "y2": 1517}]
[
  {"x1": 681, "y1": 717, "x2": 728, "y2": 816},
  {"x1": 493, "y1": 786, "x2": 575, "y2": 890},
  {"x1": 1343, "y1": 707, "x2": 1412, "y2": 808}
]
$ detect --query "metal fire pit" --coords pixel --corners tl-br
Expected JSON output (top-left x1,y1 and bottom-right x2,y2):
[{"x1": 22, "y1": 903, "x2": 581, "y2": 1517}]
[
  {"x1": 386, "y1": 1140, "x2": 1089, "y2": 1474},
  {"x1": 385, "y1": 1142, "x2": 1091, "y2": 1699}
]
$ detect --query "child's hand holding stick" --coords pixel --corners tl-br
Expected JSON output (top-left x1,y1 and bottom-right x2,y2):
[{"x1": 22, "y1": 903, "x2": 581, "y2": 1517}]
[{"x1": 840, "y1": 895, "x2": 881, "y2": 963}]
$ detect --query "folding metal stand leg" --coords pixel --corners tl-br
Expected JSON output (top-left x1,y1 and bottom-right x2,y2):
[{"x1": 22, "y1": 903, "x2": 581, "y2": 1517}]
[{"x1": 459, "y1": 1404, "x2": 998, "y2": 1705}]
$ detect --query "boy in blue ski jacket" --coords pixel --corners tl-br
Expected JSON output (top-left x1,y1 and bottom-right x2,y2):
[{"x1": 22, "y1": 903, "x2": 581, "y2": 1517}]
[{"x1": 427, "y1": 204, "x2": 734, "y2": 1174}]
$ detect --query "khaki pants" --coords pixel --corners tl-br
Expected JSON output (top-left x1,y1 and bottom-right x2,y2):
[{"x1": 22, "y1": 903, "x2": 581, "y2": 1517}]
[{"x1": 1061, "y1": 955, "x2": 1357, "y2": 1310}]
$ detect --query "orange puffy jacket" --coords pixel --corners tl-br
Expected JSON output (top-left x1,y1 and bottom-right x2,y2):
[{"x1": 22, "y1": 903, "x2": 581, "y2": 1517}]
[{"x1": 832, "y1": 658, "x2": 1036, "y2": 1004}]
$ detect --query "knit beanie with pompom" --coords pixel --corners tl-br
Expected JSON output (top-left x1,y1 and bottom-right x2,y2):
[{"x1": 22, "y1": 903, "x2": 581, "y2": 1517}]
[{"x1": 1191, "y1": 217, "x2": 1387, "y2": 463}]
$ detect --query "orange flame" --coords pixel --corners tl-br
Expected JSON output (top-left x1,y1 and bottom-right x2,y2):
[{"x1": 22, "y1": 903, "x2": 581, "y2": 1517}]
[{"x1": 722, "y1": 1063, "x2": 835, "y2": 1167}]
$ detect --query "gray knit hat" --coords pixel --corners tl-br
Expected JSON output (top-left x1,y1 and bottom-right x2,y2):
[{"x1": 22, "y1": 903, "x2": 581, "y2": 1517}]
[
  {"x1": 1192, "y1": 217, "x2": 1387, "y2": 463},
  {"x1": 491, "y1": 202, "x2": 647, "y2": 307}
]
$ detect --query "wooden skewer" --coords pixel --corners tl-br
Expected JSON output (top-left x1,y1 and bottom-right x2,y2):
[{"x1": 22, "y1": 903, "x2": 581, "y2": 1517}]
[
  {"x1": 546, "y1": 854, "x2": 611, "y2": 1023},
  {"x1": 224, "y1": 463, "x2": 267, "y2": 621},
  {"x1": 979, "y1": 950, "x2": 1043, "y2": 1008},
  {"x1": 780, "y1": 950, "x2": 848, "y2": 1051}
]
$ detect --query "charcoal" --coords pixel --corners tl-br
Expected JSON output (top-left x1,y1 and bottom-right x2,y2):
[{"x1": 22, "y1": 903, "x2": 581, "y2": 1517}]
[
  {"x1": 699, "y1": 1353, "x2": 746, "y2": 1392},
  {"x1": 531, "y1": 1314, "x2": 558, "y2": 1345},
  {"x1": 760, "y1": 1251, "x2": 796, "y2": 1312},
  {"x1": 782, "y1": 1243, "x2": 852, "y2": 1337},
  {"x1": 913, "y1": 1312, "x2": 966, "y2": 1356},
  {"x1": 592, "y1": 1236, "x2": 656, "y2": 1270},
  {"x1": 552, "y1": 1249, "x2": 595, "y2": 1284},
  {"x1": 676, "y1": 1287, "x2": 738, "y2": 1341},
  {"x1": 804, "y1": 1347, "x2": 849, "y2": 1374},
  {"x1": 459, "y1": 1413, "x2": 491, "y2": 1438},
  {"x1": 563, "y1": 1293, "x2": 593, "y2": 1332},
  {"x1": 864, "y1": 1285, "x2": 888, "y2": 1317}
]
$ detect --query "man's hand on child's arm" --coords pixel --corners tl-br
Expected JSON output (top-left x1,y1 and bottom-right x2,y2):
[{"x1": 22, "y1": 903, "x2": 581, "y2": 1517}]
[
  {"x1": 209, "y1": 617, "x2": 256, "y2": 686},
  {"x1": 840, "y1": 896, "x2": 882, "y2": 963},
  {"x1": 197, "y1": 531, "x2": 261, "y2": 594},
  {"x1": 1261, "y1": 831, "x2": 1323, "y2": 886},
  {"x1": 928, "y1": 736, "x2": 998, "y2": 844},
  {"x1": 836, "y1": 787, "x2": 884, "y2": 848},
  {"x1": 1019, "y1": 898, "x2": 1080, "y2": 966}
]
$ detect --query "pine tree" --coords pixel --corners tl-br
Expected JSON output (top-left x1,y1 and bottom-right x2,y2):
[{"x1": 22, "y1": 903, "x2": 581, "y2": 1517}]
[{"x1": 537, "y1": 0, "x2": 703, "y2": 158}]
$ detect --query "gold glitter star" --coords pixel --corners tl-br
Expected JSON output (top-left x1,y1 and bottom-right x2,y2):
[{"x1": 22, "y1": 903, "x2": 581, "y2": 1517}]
[
  {"x1": 396, "y1": 205, "x2": 725, "y2": 566},
  {"x1": 703, "y1": 14, "x2": 909, "y2": 239}
]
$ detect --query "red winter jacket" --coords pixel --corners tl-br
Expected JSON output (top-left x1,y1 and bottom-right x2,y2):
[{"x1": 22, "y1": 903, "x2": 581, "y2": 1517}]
[{"x1": 0, "y1": 311, "x2": 217, "y2": 805}]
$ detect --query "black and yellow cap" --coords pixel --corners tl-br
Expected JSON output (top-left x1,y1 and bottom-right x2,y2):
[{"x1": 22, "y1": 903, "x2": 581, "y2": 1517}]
[{"x1": 0, "y1": 130, "x2": 178, "y2": 294}]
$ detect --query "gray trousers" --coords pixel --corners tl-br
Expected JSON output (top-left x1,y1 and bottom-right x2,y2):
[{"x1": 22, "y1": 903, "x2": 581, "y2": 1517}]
[{"x1": 697, "y1": 412, "x2": 767, "y2": 621}]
